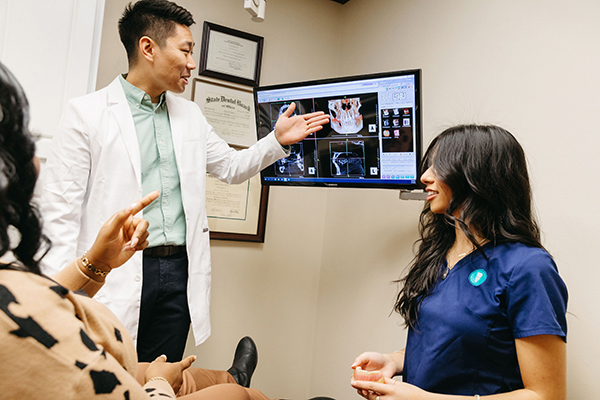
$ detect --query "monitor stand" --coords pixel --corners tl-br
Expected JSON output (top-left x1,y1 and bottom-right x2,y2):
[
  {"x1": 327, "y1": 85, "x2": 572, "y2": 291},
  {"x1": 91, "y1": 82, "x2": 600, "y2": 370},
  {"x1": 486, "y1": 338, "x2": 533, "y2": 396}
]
[{"x1": 399, "y1": 189, "x2": 428, "y2": 201}]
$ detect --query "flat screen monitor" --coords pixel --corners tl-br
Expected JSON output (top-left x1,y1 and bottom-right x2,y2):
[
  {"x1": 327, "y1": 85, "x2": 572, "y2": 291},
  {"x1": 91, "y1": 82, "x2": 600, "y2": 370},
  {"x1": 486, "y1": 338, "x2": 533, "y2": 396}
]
[{"x1": 254, "y1": 69, "x2": 422, "y2": 189}]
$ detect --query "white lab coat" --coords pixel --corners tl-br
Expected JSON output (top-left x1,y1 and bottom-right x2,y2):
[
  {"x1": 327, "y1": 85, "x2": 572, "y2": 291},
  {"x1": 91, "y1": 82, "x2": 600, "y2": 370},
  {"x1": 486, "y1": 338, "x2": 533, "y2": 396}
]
[{"x1": 39, "y1": 77, "x2": 287, "y2": 345}]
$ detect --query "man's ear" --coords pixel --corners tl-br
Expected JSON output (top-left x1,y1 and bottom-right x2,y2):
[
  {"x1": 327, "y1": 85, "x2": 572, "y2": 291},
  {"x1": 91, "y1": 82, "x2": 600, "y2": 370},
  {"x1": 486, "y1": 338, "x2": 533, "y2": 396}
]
[{"x1": 138, "y1": 36, "x2": 156, "y2": 63}]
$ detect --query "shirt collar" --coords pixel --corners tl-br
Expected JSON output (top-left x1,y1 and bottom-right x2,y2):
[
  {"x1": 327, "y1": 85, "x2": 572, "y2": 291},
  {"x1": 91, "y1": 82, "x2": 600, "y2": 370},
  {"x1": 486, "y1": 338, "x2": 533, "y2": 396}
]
[{"x1": 119, "y1": 74, "x2": 167, "y2": 110}]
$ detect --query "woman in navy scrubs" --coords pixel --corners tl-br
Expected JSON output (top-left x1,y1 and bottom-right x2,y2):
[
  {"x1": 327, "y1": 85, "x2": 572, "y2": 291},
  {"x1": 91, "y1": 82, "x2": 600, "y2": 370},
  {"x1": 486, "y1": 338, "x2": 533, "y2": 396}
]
[{"x1": 351, "y1": 125, "x2": 567, "y2": 400}]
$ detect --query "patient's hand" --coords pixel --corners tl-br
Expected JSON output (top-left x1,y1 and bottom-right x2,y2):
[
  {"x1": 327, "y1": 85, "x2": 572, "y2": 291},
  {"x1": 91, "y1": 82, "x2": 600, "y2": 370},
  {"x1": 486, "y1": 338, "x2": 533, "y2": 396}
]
[
  {"x1": 145, "y1": 354, "x2": 196, "y2": 393},
  {"x1": 85, "y1": 191, "x2": 159, "y2": 273}
]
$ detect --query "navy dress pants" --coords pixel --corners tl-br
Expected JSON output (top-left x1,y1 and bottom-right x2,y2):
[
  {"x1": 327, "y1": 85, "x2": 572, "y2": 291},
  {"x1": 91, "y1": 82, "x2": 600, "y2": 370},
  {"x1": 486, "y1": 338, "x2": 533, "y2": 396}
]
[{"x1": 137, "y1": 250, "x2": 191, "y2": 362}]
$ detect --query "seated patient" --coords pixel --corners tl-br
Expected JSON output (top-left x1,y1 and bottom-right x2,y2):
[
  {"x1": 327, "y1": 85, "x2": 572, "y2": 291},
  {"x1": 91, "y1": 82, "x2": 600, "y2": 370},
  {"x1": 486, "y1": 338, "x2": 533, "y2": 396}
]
[{"x1": 0, "y1": 62, "x2": 334, "y2": 400}]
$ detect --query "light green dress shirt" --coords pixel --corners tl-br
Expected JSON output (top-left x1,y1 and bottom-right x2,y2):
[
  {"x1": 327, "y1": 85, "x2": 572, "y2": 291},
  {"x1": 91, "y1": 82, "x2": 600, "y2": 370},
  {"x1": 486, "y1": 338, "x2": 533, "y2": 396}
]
[{"x1": 120, "y1": 75, "x2": 186, "y2": 247}]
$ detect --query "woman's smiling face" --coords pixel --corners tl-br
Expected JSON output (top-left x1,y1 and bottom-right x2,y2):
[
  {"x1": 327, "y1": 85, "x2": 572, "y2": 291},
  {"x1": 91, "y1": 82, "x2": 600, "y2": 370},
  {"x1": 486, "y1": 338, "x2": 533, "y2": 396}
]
[{"x1": 421, "y1": 165, "x2": 452, "y2": 214}]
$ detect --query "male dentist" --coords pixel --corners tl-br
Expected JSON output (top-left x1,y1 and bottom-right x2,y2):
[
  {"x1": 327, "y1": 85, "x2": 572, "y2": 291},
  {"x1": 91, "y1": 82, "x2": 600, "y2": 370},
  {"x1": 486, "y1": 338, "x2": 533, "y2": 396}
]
[{"x1": 40, "y1": 0, "x2": 328, "y2": 367}]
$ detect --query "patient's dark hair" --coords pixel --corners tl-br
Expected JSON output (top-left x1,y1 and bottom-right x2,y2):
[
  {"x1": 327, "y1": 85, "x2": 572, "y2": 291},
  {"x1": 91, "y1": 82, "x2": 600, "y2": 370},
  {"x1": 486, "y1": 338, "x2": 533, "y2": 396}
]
[
  {"x1": 118, "y1": 0, "x2": 195, "y2": 66},
  {"x1": 394, "y1": 124, "x2": 543, "y2": 328},
  {"x1": 0, "y1": 62, "x2": 48, "y2": 275}
]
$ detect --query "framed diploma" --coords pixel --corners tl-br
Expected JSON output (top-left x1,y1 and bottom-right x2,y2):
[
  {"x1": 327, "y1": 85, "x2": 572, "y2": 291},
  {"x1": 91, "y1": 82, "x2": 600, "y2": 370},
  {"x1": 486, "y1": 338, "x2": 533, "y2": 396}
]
[
  {"x1": 191, "y1": 77, "x2": 257, "y2": 147},
  {"x1": 206, "y1": 172, "x2": 269, "y2": 243},
  {"x1": 192, "y1": 77, "x2": 269, "y2": 242},
  {"x1": 198, "y1": 22, "x2": 264, "y2": 87}
]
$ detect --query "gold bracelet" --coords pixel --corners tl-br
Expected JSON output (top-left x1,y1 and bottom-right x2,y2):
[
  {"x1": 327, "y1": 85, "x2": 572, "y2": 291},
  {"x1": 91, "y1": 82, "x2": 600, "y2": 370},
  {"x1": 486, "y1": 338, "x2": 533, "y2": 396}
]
[
  {"x1": 81, "y1": 252, "x2": 108, "y2": 277},
  {"x1": 147, "y1": 376, "x2": 170, "y2": 384}
]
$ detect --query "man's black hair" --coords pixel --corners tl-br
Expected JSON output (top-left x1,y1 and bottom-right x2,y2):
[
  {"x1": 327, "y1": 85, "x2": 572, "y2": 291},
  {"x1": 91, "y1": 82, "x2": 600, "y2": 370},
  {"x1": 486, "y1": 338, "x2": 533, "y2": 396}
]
[{"x1": 118, "y1": 0, "x2": 195, "y2": 65}]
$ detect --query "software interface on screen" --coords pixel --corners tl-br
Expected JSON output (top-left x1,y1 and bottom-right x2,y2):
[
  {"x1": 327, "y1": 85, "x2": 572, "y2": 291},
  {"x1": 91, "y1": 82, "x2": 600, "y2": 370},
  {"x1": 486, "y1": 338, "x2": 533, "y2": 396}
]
[{"x1": 256, "y1": 72, "x2": 419, "y2": 186}]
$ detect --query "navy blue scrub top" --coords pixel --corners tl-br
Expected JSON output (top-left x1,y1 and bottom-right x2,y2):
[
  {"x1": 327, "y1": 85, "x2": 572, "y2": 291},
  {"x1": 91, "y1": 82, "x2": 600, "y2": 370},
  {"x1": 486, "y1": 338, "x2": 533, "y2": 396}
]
[{"x1": 402, "y1": 242, "x2": 568, "y2": 395}]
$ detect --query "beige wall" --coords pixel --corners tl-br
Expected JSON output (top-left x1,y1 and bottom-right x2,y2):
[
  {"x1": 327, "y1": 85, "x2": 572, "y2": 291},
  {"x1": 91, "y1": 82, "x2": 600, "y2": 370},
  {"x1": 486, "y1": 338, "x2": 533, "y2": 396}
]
[{"x1": 97, "y1": 0, "x2": 600, "y2": 399}]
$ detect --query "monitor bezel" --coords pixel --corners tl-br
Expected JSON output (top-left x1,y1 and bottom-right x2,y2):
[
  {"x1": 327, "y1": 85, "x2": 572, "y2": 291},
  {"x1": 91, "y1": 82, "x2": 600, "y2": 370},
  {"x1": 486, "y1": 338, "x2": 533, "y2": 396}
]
[{"x1": 253, "y1": 68, "x2": 423, "y2": 190}]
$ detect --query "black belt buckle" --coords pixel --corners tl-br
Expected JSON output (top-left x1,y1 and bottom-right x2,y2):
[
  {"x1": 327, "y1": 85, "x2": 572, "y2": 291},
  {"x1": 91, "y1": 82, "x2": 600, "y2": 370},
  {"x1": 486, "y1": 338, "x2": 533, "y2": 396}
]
[{"x1": 144, "y1": 245, "x2": 185, "y2": 258}]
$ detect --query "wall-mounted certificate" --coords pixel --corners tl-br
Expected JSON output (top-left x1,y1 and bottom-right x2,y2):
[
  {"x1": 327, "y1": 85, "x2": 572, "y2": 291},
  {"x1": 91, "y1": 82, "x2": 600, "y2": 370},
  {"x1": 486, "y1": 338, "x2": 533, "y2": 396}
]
[
  {"x1": 192, "y1": 76, "x2": 268, "y2": 242},
  {"x1": 198, "y1": 22, "x2": 264, "y2": 87},
  {"x1": 205, "y1": 173, "x2": 269, "y2": 242},
  {"x1": 192, "y1": 77, "x2": 257, "y2": 148}
]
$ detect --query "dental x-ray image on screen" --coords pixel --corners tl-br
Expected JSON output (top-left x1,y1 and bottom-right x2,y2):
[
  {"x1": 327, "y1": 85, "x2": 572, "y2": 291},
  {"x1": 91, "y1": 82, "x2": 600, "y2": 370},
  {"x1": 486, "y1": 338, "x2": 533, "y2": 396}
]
[
  {"x1": 329, "y1": 98, "x2": 363, "y2": 134},
  {"x1": 330, "y1": 141, "x2": 365, "y2": 177},
  {"x1": 254, "y1": 69, "x2": 422, "y2": 189},
  {"x1": 275, "y1": 143, "x2": 305, "y2": 177}
]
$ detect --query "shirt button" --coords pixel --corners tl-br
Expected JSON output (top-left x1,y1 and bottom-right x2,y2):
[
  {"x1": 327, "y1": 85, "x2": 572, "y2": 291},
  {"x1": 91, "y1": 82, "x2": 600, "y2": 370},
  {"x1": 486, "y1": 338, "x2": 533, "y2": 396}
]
[{"x1": 134, "y1": 275, "x2": 141, "y2": 282}]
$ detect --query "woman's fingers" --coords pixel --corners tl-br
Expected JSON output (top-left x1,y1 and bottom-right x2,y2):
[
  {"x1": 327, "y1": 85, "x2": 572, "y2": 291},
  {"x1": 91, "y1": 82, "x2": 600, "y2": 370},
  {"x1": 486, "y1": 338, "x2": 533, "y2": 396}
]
[
  {"x1": 121, "y1": 191, "x2": 159, "y2": 244},
  {"x1": 108, "y1": 191, "x2": 160, "y2": 236},
  {"x1": 351, "y1": 379, "x2": 389, "y2": 396},
  {"x1": 178, "y1": 355, "x2": 197, "y2": 371},
  {"x1": 152, "y1": 354, "x2": 168, "y2": 364},
  {"x1": 125, "y1": 218, "x2": 150, "y2": 250},
  {"x1": 128, "y1": 190, "x2": 160, "y2": 216},
  {"x1": 352, "y1": 354, "x2": 368, "y2": 369}
]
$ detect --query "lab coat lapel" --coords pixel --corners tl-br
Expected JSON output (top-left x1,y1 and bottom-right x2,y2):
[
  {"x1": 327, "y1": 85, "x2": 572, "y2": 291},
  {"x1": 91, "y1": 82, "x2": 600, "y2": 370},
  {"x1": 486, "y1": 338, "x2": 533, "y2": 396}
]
[{"x1": 107, "y1": 78, "x2": 142, "y2": 186}]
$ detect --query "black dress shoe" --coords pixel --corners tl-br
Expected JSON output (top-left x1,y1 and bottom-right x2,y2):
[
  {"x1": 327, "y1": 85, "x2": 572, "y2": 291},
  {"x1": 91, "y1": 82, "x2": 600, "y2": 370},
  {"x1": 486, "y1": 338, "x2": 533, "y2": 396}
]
[{"x1": 227, "y1": 336, "x2": 258, "y2": 388}]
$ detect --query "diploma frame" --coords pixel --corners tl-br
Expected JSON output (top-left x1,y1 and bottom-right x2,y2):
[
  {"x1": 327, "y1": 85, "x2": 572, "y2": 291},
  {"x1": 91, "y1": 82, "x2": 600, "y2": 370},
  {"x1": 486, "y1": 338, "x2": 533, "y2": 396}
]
[
  {"x1": 198, "y1": 22, "x2": 264, "y2": 87},
  {"x1": 209, "y1": 184, "x2": 269, "y2": 243},
  {"x1": 191, "y1": 78, "x2": 269, "y2": 243},
  {"x1": 191, "y1": 77, "x2": 257, "y2": 147}
]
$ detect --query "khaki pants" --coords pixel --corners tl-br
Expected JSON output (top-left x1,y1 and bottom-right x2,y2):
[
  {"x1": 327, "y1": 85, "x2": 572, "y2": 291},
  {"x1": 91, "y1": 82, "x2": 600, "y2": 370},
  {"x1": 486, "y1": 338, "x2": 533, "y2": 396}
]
[{"x1": 136, "y1": 363, "x2": 272, "y2": 400}]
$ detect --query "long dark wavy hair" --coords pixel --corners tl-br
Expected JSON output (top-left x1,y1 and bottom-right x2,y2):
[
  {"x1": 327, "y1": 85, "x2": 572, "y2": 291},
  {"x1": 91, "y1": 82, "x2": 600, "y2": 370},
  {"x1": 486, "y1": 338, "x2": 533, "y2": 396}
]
[
  {"x1": 395, "y1": 124, "x2": 543, "y2": 329},
  {"x1": 0, "y1": 62, "x2": 49, "y2": 275}
]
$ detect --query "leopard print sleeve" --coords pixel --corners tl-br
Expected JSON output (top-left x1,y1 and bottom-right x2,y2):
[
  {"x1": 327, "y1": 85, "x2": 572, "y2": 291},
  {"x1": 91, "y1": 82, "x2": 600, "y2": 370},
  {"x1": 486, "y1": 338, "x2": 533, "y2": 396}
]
[{"x1": 0, "y1": 270, "x2": 175, "y2": 399}]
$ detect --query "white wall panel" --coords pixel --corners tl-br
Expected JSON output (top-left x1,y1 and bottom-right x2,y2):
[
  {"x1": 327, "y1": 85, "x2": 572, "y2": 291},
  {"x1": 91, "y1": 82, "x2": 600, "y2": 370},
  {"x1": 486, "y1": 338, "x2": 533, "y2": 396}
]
[{"x1": 0, "y1": 0, "x2": 105, "y2": 161}]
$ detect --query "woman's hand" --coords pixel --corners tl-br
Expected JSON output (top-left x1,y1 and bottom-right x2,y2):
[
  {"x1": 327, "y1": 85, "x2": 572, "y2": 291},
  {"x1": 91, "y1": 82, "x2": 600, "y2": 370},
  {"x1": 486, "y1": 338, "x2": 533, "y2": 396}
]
[
  {"x1": 85, "y1": 191, "x2": 159, "y2": 273},
  {"x1": 351, "y1": 377, "x2": 426, "y2": 400},
  {"x1": 352, "y1": 351, "x2": 402, "y2": 379},
  {"x1": 352, "y1": 351, "x2": 406, "y2": 399},
  {"x1": 144, "y1": 354, "x2": 197, "y2": 394}
]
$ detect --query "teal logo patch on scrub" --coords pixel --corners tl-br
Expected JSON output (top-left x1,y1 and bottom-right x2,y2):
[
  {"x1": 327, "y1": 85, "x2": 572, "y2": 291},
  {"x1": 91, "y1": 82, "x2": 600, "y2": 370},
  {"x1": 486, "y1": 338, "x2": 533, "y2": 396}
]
[{"x1": 469, "y1": 269, "x2": 487, "y2": 287}]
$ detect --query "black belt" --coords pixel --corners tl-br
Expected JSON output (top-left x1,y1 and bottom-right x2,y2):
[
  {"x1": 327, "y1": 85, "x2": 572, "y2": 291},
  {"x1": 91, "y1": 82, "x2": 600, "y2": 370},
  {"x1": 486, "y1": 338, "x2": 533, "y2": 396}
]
[{"x1": 143, "y1": 245, "x2": 186, "y2": 258}]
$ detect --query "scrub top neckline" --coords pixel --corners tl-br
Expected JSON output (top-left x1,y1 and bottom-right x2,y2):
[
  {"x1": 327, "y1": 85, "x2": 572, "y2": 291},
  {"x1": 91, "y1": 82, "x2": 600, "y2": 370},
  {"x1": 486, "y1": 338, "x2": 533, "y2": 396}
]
[{"x1": 442, "y1": 241, "x2": 494, "y2": 279}]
